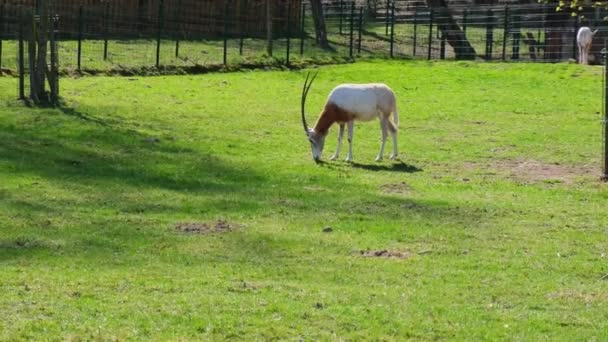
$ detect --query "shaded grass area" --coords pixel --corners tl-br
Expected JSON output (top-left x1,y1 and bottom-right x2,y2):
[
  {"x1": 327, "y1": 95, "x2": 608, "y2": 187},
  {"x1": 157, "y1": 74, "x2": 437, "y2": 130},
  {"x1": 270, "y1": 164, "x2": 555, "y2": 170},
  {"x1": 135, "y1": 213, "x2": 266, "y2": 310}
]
[{"x1": 1, "y1": 61, "x2": 607, "y2": 340}]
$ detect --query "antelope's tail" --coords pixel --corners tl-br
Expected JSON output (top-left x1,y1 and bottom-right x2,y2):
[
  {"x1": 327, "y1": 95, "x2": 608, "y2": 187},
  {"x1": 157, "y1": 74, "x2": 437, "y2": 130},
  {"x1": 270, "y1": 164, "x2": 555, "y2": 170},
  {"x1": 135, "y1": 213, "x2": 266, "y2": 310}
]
[{"x1": 393, "y1": 104, "x2": 399, "y2": 128}]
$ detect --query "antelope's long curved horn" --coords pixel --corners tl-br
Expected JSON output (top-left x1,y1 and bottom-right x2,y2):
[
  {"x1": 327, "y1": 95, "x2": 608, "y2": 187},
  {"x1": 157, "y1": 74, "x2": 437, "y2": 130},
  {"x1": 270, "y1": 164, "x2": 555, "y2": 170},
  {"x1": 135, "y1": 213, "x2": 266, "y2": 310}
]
[{"x1": 301, "y1": 71, "x2": 318, "y2": 134}]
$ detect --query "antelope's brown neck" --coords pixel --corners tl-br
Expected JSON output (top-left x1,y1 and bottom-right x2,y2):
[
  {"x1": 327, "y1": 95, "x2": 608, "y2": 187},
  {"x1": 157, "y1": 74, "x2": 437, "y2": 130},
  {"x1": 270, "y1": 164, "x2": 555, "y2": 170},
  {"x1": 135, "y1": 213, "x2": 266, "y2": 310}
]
[{"x1": 313, "y1": 102, "x2": 355, "y2": 136}]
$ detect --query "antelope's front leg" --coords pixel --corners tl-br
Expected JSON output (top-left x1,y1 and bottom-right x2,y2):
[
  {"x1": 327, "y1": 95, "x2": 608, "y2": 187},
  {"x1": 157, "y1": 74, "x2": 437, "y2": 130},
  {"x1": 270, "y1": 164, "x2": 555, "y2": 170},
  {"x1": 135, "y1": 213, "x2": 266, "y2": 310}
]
[
  {"x1": 331, "y1": 123, "x2": 345, "y2": 161},
  {"x1": 345, "y1": 121, "x2": 354, "y2": 162}
]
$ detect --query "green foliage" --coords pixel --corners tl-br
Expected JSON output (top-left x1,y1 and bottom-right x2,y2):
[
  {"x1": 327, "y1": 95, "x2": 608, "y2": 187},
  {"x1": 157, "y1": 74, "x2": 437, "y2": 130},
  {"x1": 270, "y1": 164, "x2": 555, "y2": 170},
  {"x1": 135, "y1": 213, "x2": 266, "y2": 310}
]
[
  {"x1": 0, "y1": 61, "x2": 607, "y2": 340},
  {"x1": 541, "y1": 0, "x2": 608, "y2": 16}
]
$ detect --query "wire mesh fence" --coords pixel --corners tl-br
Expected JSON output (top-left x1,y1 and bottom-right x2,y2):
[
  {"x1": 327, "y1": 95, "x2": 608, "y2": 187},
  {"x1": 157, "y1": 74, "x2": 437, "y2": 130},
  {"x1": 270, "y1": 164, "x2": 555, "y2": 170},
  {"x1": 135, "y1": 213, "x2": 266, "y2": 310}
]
[{"x1": 2, "y1": 0, "x2": 608, "y2": 76}]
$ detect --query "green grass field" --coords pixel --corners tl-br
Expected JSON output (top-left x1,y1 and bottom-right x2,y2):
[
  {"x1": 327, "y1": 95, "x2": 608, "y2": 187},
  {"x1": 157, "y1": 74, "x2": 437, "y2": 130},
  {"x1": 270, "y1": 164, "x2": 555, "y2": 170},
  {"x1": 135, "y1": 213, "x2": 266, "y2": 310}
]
[{"x1": 1, "y1": 60, "x2": 607, "y2": 340}]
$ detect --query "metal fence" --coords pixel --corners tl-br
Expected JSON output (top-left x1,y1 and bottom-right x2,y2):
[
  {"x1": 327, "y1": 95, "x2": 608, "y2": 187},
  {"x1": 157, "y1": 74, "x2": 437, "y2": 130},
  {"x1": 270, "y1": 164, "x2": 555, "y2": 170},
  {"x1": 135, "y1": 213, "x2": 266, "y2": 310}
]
[{"x1": 1, "y1": 1, "x2": 608, "y2": 78}]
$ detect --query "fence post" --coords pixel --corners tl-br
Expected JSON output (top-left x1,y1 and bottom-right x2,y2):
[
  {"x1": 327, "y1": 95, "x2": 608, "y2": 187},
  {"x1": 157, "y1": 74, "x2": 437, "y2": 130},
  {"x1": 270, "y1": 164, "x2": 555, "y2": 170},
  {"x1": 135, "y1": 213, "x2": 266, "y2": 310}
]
[
  {"x1": 485, "y1": 9, "x2": 493, "y2": 60},
  {"x1": 286, "y1": 1, "x2": 291, "y2": 65},
  {"x1": 176, "y1": 0, "x2": 182, "y2": 58},
  {"x1": 385, "y1": 0, "x2": 390, "y2": 35},
  {"x1": 413, "y1": 10, "x2": 417, "y2": 57},
  {"x1": 389, "y1": 0, "x2": 395, "y2": 57},
  {"x1": 103, "y1": 1, "x2": 109, "y2": 61},
  {"x1": 349, "y1": 2, "x2": 355, "y2": 58},
  {"x1": 572, "y1": 15, "x2": 579, "y2": 61},
  {"x1": 49, "y1": 14, "x2": 59, "y2": 104},
  {"x1": 462, "y1": 9, "x2": 467, "y2": 36},
  {"x1": 339, "y1": 0, "x2": 344, "y2": 35},
  {"x1": 512, "y1": 13, "x2": 520, "y2": 60},
  {"x1": 502, "y1": 6, "x2": 508, "y2": 61},
  {"x1": 0, "y1": 4, "x2": 4, "y2": 73},
  {"x1": 428, "y1": 9, "x2": 433, "y2": 60},
  {"x1": 223, "y1": 1, "x2": 229, "y2": 65},
  {"x1": 358, "y1": 6, "x2": 363, "y2": 54},
  {"x1": 156, "y1": 0, "x2": 164, "y2": 68},
  {"x1": 266, "y1": 0, "x2": 272, "y2": 56},
  {"x1": 300, "y1": 3, "x2": 306, "y2": 55},
  {"x1": 603, "y1": 47, "x2": 608, "y2": 180},
  {"x1": 239, "y1": 0, "x2": 247, "y2": 55},
  {"x1": 440, "y1": 32, "x2": 446, "y2": 59},
  {"x1": 28, "y1": 10, "x2": 35, "y2": 100},
  {"x1": 18, "y1": 11, "x2": 25, "y2": 99},
  {"x1": 77, "y1": 5, "x2": 83, "y2": 71}
]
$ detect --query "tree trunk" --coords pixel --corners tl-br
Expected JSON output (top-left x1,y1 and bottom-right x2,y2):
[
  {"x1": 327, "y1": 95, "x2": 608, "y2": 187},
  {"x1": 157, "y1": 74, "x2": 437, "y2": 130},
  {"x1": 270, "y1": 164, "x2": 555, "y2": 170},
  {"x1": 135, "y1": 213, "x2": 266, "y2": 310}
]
[
  {"x1": 425, "y1": 0, "x2": 476, "y2": 60},
  {"x1": 266, "y1": 0, "x2": 273, "y2": 56},
  {"x1": 34, "y1": 0, "x2": 49, "y2": 100},
  {"x1": 309, "y1": 0, "x2": 330, "y2": 49},
  {"x1": 544, "y1": 11, "x2": 569, "y2": 61},
  {"x1": 27, "y1": 0, "x2": 57, "y2": 104}
]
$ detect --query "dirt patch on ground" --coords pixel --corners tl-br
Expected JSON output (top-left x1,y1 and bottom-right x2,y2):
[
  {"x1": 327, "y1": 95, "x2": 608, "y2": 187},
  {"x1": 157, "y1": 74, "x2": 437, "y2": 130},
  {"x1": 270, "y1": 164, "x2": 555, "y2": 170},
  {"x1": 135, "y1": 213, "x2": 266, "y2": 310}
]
[
  {"x1": 463, "y1": 159, "x2": 596, "y2": 184},
  {"x1": 359, "y1": 250, "x2": 412, "y2": 259},
  {"x1": 496, "y1": 159, "x2": 595, "y2": 184},
  {"x1": 547, "y1": 289, "x2": 608, "y2": 303},
  {"x1": 175, "y1": 220, "x2": 233, "y2": 234},
  {"x1": 380, "y1": 182, "x2": 412, "y2": 195}
]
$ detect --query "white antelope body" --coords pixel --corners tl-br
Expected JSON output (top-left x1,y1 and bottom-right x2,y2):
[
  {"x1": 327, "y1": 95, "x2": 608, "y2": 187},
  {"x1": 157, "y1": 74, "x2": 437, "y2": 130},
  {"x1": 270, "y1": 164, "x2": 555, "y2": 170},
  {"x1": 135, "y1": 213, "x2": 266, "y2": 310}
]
[
  {"x1": 301, "y1": 73, "x2": 399, "y2": 162},
  {"x1": 577, "y1": 27, "x2": 598, "y2": 65}
]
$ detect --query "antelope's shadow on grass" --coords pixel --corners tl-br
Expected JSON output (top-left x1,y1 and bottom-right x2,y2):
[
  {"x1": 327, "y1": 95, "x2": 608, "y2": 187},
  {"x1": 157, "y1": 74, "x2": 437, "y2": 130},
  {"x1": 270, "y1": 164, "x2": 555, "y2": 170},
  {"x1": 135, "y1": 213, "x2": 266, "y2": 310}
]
[
  {"x1": 350, "y1": 161, "x2": 422, "y2": 173},
  {"x1": 318, "y1": 160, "x2": 422, "y2": 173}
]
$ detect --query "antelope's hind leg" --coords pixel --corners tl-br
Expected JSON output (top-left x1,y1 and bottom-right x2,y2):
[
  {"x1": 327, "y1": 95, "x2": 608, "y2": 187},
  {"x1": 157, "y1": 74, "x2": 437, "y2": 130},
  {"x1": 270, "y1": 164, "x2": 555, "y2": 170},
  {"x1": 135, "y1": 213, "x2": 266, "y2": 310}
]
[
  {"x1": 388, "y1": 116, "x2": 398, "y2": 160},
  {"x1": 376, "y1": 116, "x2": 388, "y2": 162}
]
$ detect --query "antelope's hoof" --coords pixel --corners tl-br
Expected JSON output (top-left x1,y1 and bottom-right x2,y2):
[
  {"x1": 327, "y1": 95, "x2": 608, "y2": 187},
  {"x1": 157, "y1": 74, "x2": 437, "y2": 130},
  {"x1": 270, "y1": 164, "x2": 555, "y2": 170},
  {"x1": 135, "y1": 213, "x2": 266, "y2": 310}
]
[
  {"x1": 330, "y1": 155, "x2": 339, "y2": 161},
  {"x1": 389, "y1": 154, "x2": 398, "y2": 160},
  {"x1": 345, "y1": 157, "x2": 353, "y2": 163},
  {"x1": 375, "y1": 156, "x2": 383, "y2": 162}
]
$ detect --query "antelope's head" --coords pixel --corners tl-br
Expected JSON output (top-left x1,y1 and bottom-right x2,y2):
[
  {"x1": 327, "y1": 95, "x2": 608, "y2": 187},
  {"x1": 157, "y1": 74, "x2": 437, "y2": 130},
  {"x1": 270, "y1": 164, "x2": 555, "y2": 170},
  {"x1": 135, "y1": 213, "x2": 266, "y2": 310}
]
[{"x1": 301, "y1": 72, "x2": 326, "y2": 162}]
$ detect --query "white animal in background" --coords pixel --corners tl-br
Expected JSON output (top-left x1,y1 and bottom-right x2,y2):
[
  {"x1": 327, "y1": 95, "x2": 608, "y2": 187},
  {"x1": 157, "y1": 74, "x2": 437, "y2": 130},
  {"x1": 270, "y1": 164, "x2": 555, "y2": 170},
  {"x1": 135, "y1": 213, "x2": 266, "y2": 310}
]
[
  {"x1": 577, "y1": 26, "x2": 598, "y2": 65},
  {"x1": 300, "y1": 72, "x2": 399, "y2": 162}
]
